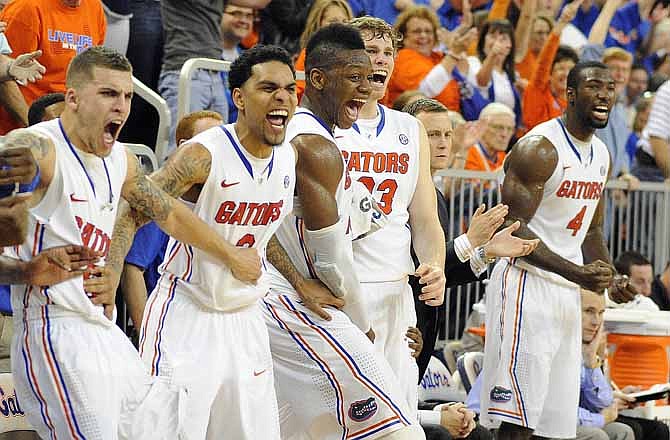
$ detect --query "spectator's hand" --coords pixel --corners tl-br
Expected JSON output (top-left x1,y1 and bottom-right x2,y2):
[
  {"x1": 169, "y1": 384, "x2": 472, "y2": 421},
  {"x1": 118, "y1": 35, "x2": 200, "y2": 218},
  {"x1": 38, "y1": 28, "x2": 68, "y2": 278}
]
[
  {"x1": 8, "y1": 50, "x2": 45, "y2": 85},
  {"x1": 0, "y1": 146, "x2": 38, "y2": 186},
  {"x1": 26, "y1": 245, "x2": 102, "y2": 287},
  {"x1": 439, "y1": 404, "x2": 467, "y2": 437},
  {"x1": 453, "y1": 120, "x2": 487, "y2": 156},
  {"x1": 295, "y1": 278, "x2": 344, "y2": 320},
  {"x1": 619, "y1": 173, "x2": 640, "y2": 190},
  {"x1": 454, "y1": 405, "x2": 476, "y2": 438},
  {"x1": 395, "y1": 0, "x2": 414, "y2": 11},
  {"x1": 459, "y1": 0, "x2": 473, "y2": 30},
  {"x1": 416, "y1": 263, "x2": 446, "y2": 306},
  {"x1": 406, "y1": 326, "x2": 423, "y2": 358},
  {"x1": 515, "y1": 77, "x2": 529, "y2": 92},
  {"x1": 582, "y1": 322, "x2": 603, "y2": 368},
  {"x1": 466, "y1": 203, "x2": 508, "y2": 248},
  {"x1": 228, "y1": 247, "x2": 262, "y2": 284},
  {"x1": 558, "y1": 0, "x2": 584, "y2": 26},
  {"x1": 613, "y1": 391, "x2": 637, "y2": 410},
  {"x1": 601, "y1": 403, "x2": 618, "y2": 424},
  {"x1": 650, "y1": 1, "x2": 670, "y2": 24},
  {"x1": 484, "y1": 221, "x2": 539, "y2": 258},
  {"x1": 577, "y1": 260, "x2": 615, "y2": 293},
  {"x1": 608, "y1": 273, "x2": 638, "y2": 303}
]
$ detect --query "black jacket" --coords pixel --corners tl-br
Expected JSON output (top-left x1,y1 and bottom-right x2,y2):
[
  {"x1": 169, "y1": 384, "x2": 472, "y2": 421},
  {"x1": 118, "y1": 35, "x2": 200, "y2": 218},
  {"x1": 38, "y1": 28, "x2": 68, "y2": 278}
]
[{"x1": 411, "y1": 187, "x2": 485, "y2": 380}]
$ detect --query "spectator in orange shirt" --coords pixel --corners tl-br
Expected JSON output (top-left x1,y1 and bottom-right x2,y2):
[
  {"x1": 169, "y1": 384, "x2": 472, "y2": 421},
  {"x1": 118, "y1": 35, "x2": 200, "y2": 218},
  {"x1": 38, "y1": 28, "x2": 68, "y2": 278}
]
[
  {"x1": 386, "y1": 5, "x2": 476, "y2": 111},
  {"x1": 516, "y1": 14, "x2": 554, "y2": 82},
  {"x1": 294, "y1": 0, "x2": 352, "y2": 101},
  {"x1": 522, "y1": 1, "x2": 581, "y2": 131},
  {"x1": 464, "y1": 102, "x2": 514, "y2": 172},
  {"x1": 0, "y1": 0, "x2": 106, "y2": 135}
]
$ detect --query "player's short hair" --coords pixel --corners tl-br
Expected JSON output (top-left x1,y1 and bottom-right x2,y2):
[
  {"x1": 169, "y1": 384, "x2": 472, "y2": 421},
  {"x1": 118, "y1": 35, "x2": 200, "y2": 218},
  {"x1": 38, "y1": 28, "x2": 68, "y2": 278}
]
[
  {"x1": 392, "y1": 90, "x2": 426, "y2": 111},
  {"x1": 175, "y1": 110, "x2": 224, "y2": 144},
  {"x1": 66, "y1": 46, "x2": 132, "y2": 88},
  {"x1": 350, "y1": 15, "x2": 401, "y2": 52},
  {"x1": 28, "y1": 93, "x2": 65, "y2": 126},
  {"x1": 614, "y1": 251, "x2": 652, "y2": 276},
  {"x1": 229, "y1": 44, "x2": 294, "y2": 91},
  {"x1": 603, "y1": 47, "x2": 633, "y2": 65},
  {"x1": 402, "y1": 98, "x2": 448, "y2": 116},
  {"x1": 305, "y1": 23, "x2": 365, "y2": 72},
  {"x1": 479, "y1": 102, "x2": 515, "y2": 120},
  {"x1": 553, "y1": 45, "x2": 579, "y2": 70},
  {"x1": 566, "y1": 61, "x2": 609, "y2": 91}
]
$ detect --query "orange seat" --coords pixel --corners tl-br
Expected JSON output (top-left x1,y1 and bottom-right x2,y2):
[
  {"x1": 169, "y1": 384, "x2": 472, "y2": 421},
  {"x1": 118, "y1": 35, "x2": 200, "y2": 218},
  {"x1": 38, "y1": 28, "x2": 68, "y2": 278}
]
[{"x1": 607, "y1": 333, "x2": 670, "y2": 396}]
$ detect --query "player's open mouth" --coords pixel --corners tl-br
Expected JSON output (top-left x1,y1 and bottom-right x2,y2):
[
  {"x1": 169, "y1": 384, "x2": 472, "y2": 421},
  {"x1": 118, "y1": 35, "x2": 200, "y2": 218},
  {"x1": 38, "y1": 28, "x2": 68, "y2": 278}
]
[
  {"x1": 266, "y1": 109, "x2": 289, "y2": 132},
  {"x1": 372, "y1": 70, "x2": 388, "y2": 86},
  {"x1": 103, "y1": 120, "x2": 123, "y2": 145},
  {"x1": 345, "y1": 98, "x2": 366, "y2": 121},
  {"x1": 591, "y1": 105, "x2": 609, "y2": 122}
]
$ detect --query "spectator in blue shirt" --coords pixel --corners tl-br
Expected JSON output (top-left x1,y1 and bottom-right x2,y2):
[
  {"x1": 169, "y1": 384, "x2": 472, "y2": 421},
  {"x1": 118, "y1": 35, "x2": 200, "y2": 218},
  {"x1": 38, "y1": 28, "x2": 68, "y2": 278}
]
[
  {"x1": 121, "y1": 110, "x2": 224, "y2": 329},
  {"x1": 605, "y1": 0, "x2": 669, "y2": 56}
]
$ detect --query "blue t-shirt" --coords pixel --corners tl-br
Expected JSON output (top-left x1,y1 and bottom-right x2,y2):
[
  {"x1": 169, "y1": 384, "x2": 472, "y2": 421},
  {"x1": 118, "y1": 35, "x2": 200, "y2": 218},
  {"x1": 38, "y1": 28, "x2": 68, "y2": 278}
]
[
  {"x1": 570, "y1": 2, "x2": 600, "y2": 37},
  {"x1": 125, "y1": 222, "x2": 169, "y2": 294},
  {"x1": 0, "y1": 285, "x2": 10, "y2": 314},
  {"x1": 365, "y1": 0, "x2": 430, "y2": 27},
  {"x1": 437, "y1": 0, "x2": 491, "y2": 30},
  {"x1": 605, "y1": 2, "x2": 650, "y2": 54}
]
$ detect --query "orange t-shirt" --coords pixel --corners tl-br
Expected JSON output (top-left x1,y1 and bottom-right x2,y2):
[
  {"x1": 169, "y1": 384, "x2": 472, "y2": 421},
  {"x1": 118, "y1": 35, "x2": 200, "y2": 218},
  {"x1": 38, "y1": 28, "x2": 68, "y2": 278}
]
[
  {"x1": 516, "y1": 50, "x2": 538, "y2": 82},
  {"x1": 0, "y1": 0, "x2": 106, "y2": 134},
  {"x1": 465, "y1": 143, "x2": 506, "y2": 172},
  {"x1": 384, "y1": 48, "x2": 460, "y2": 111},
  {"x1": 295, "y1": 48, "x2": 306, "y2": 103},
  {"x1": 521, "y1": 33, "x2": 565, "y2": 131}
]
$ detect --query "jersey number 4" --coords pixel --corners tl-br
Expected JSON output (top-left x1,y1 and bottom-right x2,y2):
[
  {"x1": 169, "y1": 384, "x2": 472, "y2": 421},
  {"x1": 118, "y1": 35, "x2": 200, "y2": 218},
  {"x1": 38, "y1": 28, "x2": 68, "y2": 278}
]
[
  {"x1": 566, "y1": 206, "x2": 587, "y2": 236},
  {"x1": 357, "y1": 177, "x2": 398, "y2": 215}
]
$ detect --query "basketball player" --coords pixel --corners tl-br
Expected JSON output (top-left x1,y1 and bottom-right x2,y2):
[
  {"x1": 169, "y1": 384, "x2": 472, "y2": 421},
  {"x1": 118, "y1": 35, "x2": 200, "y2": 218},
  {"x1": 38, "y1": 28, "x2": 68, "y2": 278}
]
[
  {"x1": 479, "y1": 61, "x2": 638, "y2": 440},
  {"x1": 105, "y1": 45, "x2": 298, "y2": 439},
  {"x1": 334, "y1": 16, "x2": 447, "y2": 418},
  {"x1": 263, "y1": 24, "x2": 425, "y2": 439},
  {"x1": 4, "y1": 46, "x2": 260, "y2": 439}
]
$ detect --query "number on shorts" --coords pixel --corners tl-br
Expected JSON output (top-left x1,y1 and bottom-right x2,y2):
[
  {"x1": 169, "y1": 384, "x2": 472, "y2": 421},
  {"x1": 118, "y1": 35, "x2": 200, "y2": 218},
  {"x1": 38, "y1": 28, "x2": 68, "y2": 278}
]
[
  {"x1": 357, "y1": 176, "x2": 398, "y2": 215},
  {"x1": 236, "y1": 233, "x2": 256, "y2": 248},
  {"x1": 566, "y1": 205, "x2": 587, "y2": 236}
]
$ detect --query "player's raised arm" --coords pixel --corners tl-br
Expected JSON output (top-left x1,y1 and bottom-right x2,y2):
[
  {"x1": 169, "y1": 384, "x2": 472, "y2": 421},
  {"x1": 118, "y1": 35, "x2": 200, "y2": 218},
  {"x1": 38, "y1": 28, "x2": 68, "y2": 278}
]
[
  {"x1": 106, "y1": 150, "x2": 260, "y2": 287},
  {"x1": 408, "y1": 120, "x2": 446, "y2": 306},
  {"x1": 502, "y1": 135, "x2": 611, "y2": 293}
]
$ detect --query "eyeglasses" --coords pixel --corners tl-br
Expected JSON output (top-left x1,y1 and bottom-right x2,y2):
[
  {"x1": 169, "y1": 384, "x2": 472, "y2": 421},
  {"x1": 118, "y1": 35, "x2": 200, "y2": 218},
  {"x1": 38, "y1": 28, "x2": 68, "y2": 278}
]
[
  {"x1": 406, "y1": 28, "x2": 433, "y2": 36},
  {"x1": 224, "y1": 10, "x2": 255, "y2": 21}
]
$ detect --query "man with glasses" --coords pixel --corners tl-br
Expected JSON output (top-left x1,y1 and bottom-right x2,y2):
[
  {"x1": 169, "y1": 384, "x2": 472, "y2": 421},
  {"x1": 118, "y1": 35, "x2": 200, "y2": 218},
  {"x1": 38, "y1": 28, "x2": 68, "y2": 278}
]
[{"x1": 464, "y1": 103, "x2": 516, "y2": 172}]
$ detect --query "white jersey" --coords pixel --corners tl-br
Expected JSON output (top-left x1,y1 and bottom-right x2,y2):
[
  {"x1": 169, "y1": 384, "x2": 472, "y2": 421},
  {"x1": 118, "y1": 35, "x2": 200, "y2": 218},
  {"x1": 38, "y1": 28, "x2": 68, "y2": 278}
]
[
  {"x1": 8, "y1": 118, "x2": 127, "y2": 325},
  {"x1": 335, "y1": 105, "x2": 420, "y2": 282},
  {"x1": 159, "y1": 123, "x2": 295, "y2": 311},
  {"x1": 512, "y1": 117, "x2": 610, "y2": 285},
  {"x1": 267, "y1": 107, "x2": 353, "y2": 290}
]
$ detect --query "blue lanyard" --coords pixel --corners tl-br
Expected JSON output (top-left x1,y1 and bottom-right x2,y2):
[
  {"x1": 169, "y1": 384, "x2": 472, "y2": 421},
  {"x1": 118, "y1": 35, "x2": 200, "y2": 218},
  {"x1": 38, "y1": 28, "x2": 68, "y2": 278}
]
[
  {"x1": 58, "y1": 118, "x2": 114, "y2": 207},
  {"x1": 557, "y1": 117, "x2": 593, "y2": 165}
]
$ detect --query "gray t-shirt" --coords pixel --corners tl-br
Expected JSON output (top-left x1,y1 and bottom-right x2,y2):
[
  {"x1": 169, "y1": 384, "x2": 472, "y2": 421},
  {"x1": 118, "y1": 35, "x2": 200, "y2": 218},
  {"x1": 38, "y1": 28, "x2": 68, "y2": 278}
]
[{"x1": 161, "y1": 0, "x2": 224, "y2": 71}]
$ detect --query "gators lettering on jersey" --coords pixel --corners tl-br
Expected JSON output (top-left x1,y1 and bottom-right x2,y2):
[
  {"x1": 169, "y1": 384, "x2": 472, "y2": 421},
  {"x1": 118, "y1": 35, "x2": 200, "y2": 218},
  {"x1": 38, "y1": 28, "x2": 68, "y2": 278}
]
[
  {"x1": 335, "y1": 105, "x2": 420, "y2": 282},
  {"x1": 511, "y1": 117, "x2": 610, "y2": 286},
  {"x1": 159, "y1": 123, "x2": 295, "y2": 311},
  {"x1": 7, "y1": 118, "x2": 127, "y2": 324}
]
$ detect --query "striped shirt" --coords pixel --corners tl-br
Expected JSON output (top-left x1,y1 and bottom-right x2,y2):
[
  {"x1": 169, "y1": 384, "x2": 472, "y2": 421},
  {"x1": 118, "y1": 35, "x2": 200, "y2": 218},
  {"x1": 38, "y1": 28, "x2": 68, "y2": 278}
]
[{"x1": 640, "y1": 80, "x2": 670, "y2": 157}]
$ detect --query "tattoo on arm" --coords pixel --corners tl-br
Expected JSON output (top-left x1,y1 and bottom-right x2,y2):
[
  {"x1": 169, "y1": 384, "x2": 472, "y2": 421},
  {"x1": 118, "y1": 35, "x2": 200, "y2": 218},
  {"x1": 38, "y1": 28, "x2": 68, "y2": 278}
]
[
  {"x1": 267, "y1": 235, "x2": 304, "y2": 289},
  {"x1": 123, "y1": 156, "x2": 174, "y2": 223},
  {"x1": 107, "y1": 199, "x2": 138, "y2": 275},
  {"x1": 149, "y1": 142, "x2": 211, "y2": 198}
]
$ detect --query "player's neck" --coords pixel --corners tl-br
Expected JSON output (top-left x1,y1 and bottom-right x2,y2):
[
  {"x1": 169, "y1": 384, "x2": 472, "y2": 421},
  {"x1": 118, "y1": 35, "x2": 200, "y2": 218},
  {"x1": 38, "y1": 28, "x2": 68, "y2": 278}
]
[
  {"x1": 59, "y1": 112, "x2": 94, "y2": 154},
  {"x1": 301, "y1": 94, "x2": 336, "y2": 131},
  {"x1": 359, "y1": 99, "x2": 379, "y2": 119},
  {"x1": 233, "y1": 122, "x2": 273, "y2": 158},
  {"x1": 563, "y1": 113, "x2": 594, "y2": 142}
]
